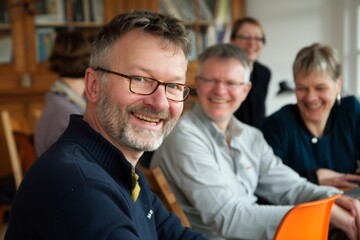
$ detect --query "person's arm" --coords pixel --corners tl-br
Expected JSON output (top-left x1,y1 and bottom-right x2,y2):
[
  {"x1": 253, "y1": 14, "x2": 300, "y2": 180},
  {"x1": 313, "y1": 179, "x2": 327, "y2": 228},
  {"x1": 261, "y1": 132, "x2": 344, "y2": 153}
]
[
  {"x1": 247, "y1": 130, "x2": 341, "y2": 204},
  {"x1": 316, "y1": 168, "x2": 360, "y2": 188},
  {"x1": 331, "y1": 195, "x2": 360, "y2": 240}
]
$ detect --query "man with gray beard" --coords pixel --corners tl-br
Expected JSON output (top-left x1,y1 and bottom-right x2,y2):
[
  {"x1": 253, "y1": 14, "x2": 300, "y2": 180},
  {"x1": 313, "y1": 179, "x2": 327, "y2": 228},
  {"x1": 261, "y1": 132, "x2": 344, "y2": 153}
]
[{"x1": 5, "y1": 10, "x2": 206, "y2": 240}]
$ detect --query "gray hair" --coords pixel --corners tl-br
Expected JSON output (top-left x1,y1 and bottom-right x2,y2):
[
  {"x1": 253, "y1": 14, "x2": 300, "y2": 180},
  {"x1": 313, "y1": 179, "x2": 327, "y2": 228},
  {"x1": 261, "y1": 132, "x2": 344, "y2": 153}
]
[
  {"x1": 198, "y1": 43, "x2": 250, "y2": 82},
  {"x1": 89, "y1": 9, "x2": 192, "y2": 68},
  {"x1": 293, "y1": 43, "x2": 341, "y2": 81}
]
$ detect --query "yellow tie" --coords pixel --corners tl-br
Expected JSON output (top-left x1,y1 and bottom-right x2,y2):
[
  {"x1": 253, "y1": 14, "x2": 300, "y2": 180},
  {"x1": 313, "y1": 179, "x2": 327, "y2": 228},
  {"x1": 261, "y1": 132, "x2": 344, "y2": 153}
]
[{"x1": 131, "y1": 167, "x2": 141, "y2": 202}]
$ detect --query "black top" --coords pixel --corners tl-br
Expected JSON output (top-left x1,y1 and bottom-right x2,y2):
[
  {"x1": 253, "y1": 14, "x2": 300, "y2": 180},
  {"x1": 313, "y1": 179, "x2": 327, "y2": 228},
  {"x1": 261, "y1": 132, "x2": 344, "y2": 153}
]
[{"x1": 234, "y1": 61, "x2": 271, "y2": 129}]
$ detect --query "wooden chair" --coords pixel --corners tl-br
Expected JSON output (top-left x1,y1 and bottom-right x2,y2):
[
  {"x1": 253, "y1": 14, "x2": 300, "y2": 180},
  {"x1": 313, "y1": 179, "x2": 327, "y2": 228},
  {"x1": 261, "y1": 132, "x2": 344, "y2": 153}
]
[
  {"x1": 0, "y1": 110, "x2": 37, "y2": 236},
  {"x1": 13, "y1": 131, "x2": 36, "y2": 174},
  {"x1": 0, "y1": 110, "x2": 23, "y2": 189},
  {"x1": 274, "y1": 194, "x2": 341, "y2": 240},
  {"x1": 138, "y1": 164, "x2": 190, "y2": 227}
]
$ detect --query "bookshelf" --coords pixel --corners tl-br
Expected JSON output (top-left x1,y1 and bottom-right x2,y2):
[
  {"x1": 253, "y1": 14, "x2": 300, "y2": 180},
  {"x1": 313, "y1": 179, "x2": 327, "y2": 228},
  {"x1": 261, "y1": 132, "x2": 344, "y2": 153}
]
[
  {"x1": 160, "y1": 0, "x2": 239, "y2": 61},
  {"x1": 0, "y1": 0, "x2": 245, "y2": 130},
  {"x1": 159, "y1": 0, "x2": 245, "y2": 88}
]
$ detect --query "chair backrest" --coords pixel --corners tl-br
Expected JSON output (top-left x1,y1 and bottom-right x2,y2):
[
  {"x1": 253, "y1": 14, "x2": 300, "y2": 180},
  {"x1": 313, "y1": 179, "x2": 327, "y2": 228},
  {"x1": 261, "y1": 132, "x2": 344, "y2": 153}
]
[
  {"x1": 274, "y1": 194, "x2": 341, "y2": 240},
  {"x1": 0, "y1": 110, "x2": 38, "y2": 236},
  {"x1": 138, "y1": 163, "x2": 190, "y2": 227},
  {"x1": 1, "y1": 110, "x2": 23, "y2": 189},
  {"x1": 13, "y1": 131, "x2": 36, "y2": 173}
]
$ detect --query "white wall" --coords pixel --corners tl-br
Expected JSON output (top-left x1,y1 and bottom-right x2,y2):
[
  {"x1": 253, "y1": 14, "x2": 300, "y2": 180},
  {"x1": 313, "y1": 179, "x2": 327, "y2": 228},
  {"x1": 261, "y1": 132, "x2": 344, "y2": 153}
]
[{"x1": 246, "y1": 0, "x2": 359, "y2": 115}]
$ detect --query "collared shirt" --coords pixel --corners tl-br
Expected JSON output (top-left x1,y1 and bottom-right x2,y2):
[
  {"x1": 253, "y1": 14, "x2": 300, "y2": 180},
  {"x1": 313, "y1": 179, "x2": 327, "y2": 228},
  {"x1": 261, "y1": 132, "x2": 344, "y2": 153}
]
[{"x1": 152, "y1": 103, "x2": 341, "y2": 240}]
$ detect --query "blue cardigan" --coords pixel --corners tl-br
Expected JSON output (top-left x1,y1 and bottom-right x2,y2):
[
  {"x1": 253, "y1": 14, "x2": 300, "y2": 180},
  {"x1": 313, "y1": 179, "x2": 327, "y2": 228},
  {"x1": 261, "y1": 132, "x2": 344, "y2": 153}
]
[
  {"x1": 5, "y1": 115, "x2": 206, "y2": 240},
  {"x1": 262, "y1": 96, "x2": 360, "y2": 183}
]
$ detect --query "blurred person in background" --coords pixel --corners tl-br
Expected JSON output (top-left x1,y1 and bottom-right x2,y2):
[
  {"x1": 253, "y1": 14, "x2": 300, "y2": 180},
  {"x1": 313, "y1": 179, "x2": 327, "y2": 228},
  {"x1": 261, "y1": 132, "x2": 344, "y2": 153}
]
[
  {"x1": 230, "y1": 17, "x2": 271, "y2": 129},
  {"x1": 34, "y1": 31, "x2": 90, "y2": 156}
]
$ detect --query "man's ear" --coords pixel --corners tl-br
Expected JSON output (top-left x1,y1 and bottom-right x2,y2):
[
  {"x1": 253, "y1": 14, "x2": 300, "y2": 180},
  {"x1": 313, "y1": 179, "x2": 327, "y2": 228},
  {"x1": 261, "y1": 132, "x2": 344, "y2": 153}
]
[
  {"x1": 241, "y1": 82, "x2": 252, "y2": 101},
  {"x1": 336, "y1": 76, "x2": 343, "y2": 94},
  {"x1": 85, "y1": 68, "x2": 101, "y2": 103}
]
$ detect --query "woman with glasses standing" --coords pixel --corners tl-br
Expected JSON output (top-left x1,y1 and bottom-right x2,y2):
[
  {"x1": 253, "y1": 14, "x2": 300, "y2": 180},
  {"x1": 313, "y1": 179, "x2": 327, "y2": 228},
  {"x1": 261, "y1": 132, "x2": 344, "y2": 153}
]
[{"x1": 230, "y1": 17, "x2": 271, "y2": 129}]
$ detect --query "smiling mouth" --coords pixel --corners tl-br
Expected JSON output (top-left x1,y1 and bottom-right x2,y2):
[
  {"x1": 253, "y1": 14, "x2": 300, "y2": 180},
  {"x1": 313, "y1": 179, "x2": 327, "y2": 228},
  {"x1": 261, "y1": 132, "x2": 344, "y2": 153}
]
[
  {"x1": 209, "y1": 98, "x2": 229, "y2": 104},
  {"x1": 133, "y1": 112, "x2": 161, "y2": 124},
  {"x1": 305, "y1": 103, "x2": 322, "y2": 110}
]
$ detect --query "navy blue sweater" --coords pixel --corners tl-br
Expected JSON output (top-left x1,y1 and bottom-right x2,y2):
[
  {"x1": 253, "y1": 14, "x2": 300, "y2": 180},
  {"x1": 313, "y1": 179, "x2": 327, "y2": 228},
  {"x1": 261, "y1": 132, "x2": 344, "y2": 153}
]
[
  {"x1": 262, "y1": 96, "x2": 360, "y2": 183},
  {"x1": 5, "y1": 115, "x2": 206, "y2": 240}
]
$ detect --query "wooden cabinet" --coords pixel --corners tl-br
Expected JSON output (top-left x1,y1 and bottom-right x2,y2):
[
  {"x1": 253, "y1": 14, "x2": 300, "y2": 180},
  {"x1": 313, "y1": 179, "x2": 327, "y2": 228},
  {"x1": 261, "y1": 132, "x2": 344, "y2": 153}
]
[{"x1": 0, "y1": 0, "x2": 245, "y2": 132}]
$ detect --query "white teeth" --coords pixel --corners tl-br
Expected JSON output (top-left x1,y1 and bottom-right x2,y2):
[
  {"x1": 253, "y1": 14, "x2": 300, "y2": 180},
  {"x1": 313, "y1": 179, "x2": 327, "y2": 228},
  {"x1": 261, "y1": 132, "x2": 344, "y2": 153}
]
[
  {"x1": 133, "y1": 113, "x2": 159, "y2": 123},
  {"x1": 306, "y1": 103, "x2": 321, "y2": 109},
  {"x1": 210, "y1": 98, "x2": 228, "y2": 103}
]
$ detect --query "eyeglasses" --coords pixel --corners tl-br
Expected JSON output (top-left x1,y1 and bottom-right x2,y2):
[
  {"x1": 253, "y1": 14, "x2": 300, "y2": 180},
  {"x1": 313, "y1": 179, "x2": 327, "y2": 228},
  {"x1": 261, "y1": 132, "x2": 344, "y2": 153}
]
[
  {"x1": 197, "y1": 76, "x2": 247, "y2": 89},
  {"x1": 96, "y1": 67, "x2": 191, "y2": 102},
  {"x1": 235, "y1": 35, "x2": 264, "y2": 43}
]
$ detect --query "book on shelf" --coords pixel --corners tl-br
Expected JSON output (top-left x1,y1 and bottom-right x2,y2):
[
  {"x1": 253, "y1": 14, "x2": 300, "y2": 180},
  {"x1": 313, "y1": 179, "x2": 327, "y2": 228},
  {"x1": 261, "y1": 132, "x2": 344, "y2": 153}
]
[
  {"x1": 215, "y1": 0, "x2": 231, "y2": 22},
  {"x1": 73, "y1": 0, "x2": 84, "y2": 22},
  {"x1": 160, "y1": 0, "x2": 195, "y2": 21},
  {"x1": 216, "y1": 24, "x2": 231, "y2": 43},
  {"x1": 0, "y1": 35, "x2": 12, "y2": 64},
  {"x1": 198, "y1": 0, "x2": 213, "y2": 20},
  {"x1": 0, "y1": 1, "x2": 9, "y2": 24},
  {"x1": 72, "y1": 0, "x2": 104, "y2": 23},
  {"x1": 34, "y1": 0, "x2": 103, "y2": 24},
  {"x1": 174, "y1": 0, "x2": 195, "y2": 21},
  {"x1": 90, "y1": 0, "x2": 104, "y2": 24},
  {"x1": 82, "y1": 0, "x2": 91, "y2": 22},
  {"x1": 188, "y1": 29, "x2": 197, "y2": 61},
  {"x1": 207, "y1": 25, "x2": 217, "y2": 46},
  {"x1": 159, "y1": 0, "x2": 182, "y2": 20},
  {"x1": 35, "y1": 28, "x2": 56, "y2": 63},
  {"x1": 35, "y1": 0, "x2": 65, "y2": 24}
]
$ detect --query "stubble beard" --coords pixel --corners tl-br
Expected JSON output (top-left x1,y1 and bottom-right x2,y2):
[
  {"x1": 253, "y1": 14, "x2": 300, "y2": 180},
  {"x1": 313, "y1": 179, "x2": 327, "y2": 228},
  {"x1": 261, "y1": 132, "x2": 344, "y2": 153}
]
[{"x1": 96, "y1": 91, "x2": 178, "y2": 152}]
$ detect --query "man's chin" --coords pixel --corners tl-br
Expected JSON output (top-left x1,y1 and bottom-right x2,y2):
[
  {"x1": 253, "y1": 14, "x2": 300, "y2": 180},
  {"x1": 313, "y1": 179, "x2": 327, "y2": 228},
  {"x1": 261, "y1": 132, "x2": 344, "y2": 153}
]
[{"x1": 128, "y1": 134, "x2": 164, "y2": 152}]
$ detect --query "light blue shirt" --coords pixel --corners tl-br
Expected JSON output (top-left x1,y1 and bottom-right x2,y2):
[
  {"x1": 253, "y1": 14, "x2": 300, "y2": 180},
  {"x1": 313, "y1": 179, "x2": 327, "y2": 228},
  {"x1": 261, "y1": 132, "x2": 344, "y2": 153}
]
[{"x1": 151, "y1": 103, "x2": 341, "y2": 240}]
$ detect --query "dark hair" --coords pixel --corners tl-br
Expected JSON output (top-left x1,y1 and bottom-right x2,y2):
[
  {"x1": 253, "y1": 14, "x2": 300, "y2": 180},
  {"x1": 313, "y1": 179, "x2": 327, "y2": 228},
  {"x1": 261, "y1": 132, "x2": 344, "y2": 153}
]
[
  {"x1": 49, "y1": 31, "x2": 91, "y2": 78},
  {"x1": 230, "y1": 17, "x2": 266, "y2": 44},
  {"x1": 89, "y1": 9, "x2": 191, "y2": 68}
]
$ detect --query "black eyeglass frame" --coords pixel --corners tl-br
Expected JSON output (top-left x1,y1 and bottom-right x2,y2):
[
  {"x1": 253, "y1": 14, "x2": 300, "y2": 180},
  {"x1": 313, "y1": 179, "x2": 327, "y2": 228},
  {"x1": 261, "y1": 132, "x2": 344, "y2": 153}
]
[
  {"x1": 95, "y1": 67, "x2": 191, "y2": 102},
  {"x1": 197, "y1": 76, "x2": 247, "y2": 88},
  {"x1": 235, "y1": 35, "x2": 265, "y2": 43}
]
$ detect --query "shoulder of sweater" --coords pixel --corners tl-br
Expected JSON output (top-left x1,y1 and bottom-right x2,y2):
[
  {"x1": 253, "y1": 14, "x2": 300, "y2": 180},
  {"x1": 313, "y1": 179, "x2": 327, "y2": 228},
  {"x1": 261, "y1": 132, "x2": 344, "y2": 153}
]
[
  {"x1": 342, "y1": 95, "x2": 359, "y2": 106},
  {"x1": 266, "y1": 104, "x2": 296, "y2": 121},
  {"x1": 262, "y1": 105, "x2": 298, "y2": 133},
  {"x1": 335, "y1": 95, "x2": 360, "y2": 120}
]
